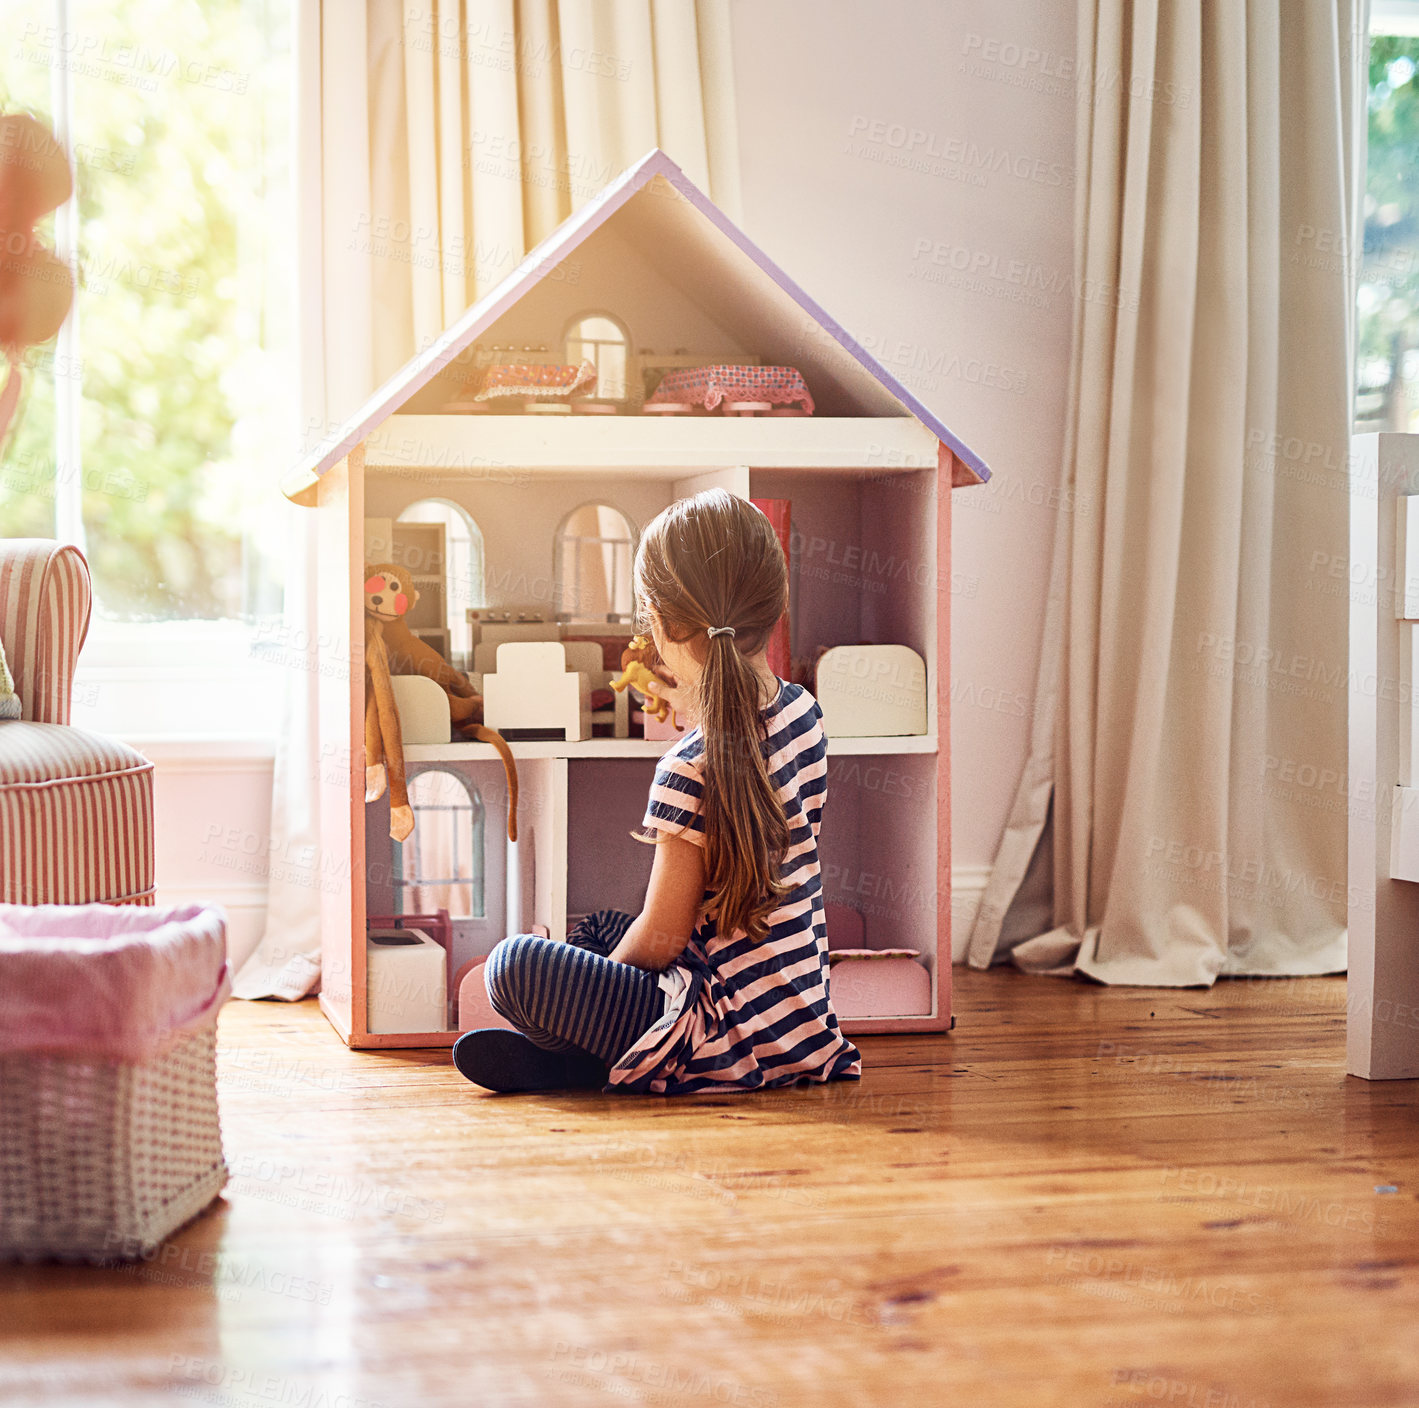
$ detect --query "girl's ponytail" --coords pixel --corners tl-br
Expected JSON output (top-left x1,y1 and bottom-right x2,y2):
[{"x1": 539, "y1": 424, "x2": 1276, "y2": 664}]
[
  {"x1": 698, "y1": 623, "x2": 791, "y2": 945},
  {"x1": 634, "y1": 491, "x2": 792, "y2": 944}
]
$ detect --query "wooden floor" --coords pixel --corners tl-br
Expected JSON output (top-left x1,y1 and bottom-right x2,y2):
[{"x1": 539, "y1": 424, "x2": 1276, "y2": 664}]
[{"x1": 2, "y1": 967, "x2": 1416, "y2": 1407}]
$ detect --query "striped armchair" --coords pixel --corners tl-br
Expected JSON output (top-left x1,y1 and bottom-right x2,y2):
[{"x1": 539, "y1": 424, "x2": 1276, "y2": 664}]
[{"x1": 0, "y1": 540, "x2": 155, "y2": 904}]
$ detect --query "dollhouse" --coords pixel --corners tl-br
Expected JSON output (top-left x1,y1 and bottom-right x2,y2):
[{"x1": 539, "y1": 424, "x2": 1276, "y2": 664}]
[{"x1": 282, "y1": 149, "x2": 991, "y2": 1051}]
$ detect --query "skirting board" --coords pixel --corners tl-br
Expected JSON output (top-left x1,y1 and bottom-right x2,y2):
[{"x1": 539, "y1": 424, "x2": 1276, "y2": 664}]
[
  {"x1": 157, "y1": 882, "x2": 268, "y2": 974},
  {"x1": 130, "y1": 737, "x2": 277, "y2": 977},
  {"x1": 950, "y1": 865, "x2": 992, "y2": 963}
]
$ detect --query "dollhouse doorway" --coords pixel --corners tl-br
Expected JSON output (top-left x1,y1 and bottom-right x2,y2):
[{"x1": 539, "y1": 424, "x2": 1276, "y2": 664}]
[
  {"x1": 396, "y1": 498, "x2": 485, "y2": 668},
  {"x1": 392, "y1": 765, "x2": 509, "y2": 961}
]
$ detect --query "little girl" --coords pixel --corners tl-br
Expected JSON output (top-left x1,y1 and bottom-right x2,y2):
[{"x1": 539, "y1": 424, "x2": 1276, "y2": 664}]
[{"x1": 452, "y1": 489, "x2": 861, "y2": 1095}]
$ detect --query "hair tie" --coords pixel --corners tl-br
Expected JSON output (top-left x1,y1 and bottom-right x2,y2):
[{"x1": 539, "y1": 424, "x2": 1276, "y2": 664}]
[{"x1": 706, "y1": 625, "x2": 736, "y2": 638}]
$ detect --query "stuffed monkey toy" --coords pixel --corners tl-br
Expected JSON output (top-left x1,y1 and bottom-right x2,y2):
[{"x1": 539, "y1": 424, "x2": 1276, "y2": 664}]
[
  {"x1": 363, "y1": 612, "x2": 414, "y2": 841},
  {"x1": 363, "y1": 564, "x2": 519, "y2": 843}
]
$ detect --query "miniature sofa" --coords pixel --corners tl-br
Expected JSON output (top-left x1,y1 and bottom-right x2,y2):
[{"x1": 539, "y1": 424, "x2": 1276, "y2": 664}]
[
  {"x1": 0, "y1": 902, "x2": 231, "y2": 1261},
  {"x1": 0, "y1": 540, "x2": 156, "y2": 905}
]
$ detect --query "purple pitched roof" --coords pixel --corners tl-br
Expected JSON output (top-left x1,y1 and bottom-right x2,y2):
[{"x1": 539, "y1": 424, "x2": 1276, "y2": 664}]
[{"x1": 284, "y1": 148, "x2": 990, "y2": 499}]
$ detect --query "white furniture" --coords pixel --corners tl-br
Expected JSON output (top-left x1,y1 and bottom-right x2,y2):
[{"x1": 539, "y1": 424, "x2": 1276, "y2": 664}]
[
  {"x1": 389, "y1": 675, "x2": 452, "y2": 745},
  {"x1": 365, "y1": 928, "x2": 447, "y2": 1034},
  {"x1": 1348, "y1": 433, "x2": 1419, "y2": 1078},
  {"x1": 472, "y1": 624, "x2": 631, "y2": 739},
  {"x1": 815, "y1": 645, "x2": 928, "y2": 738},
  {"x1": 482, "y1": 641, "x2": 592, "y2": 742}
]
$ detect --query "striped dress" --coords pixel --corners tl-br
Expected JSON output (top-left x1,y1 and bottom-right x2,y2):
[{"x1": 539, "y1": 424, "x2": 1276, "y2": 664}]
[{"x1": 607, "y1": 680, "x2": 862, "y2": 1095}]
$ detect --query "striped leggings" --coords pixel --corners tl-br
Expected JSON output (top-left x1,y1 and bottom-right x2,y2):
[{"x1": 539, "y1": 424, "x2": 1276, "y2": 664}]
[{"x1": 484, "y1": 909, "x2": 666, "y2": 1064}]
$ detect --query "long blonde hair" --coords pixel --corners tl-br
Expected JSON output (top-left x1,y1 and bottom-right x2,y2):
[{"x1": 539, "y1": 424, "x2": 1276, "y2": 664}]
[{"x1": 635, "y1": 490, "x2": 791, "y2": 944}]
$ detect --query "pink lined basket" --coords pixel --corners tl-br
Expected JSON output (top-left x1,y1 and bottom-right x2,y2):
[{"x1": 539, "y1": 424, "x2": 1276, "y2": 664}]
[{"x1": 0, "y1": 903, "x2": 231, "y2": 1261}]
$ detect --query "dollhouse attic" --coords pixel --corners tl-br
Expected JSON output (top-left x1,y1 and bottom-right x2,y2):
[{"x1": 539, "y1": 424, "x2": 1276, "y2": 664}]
[
  {"x1": 284, "y1": 148, "x2": 991, "y2": 502},
  {"x1": 283, "y1": 147, "x2": 994, "y2": 1051}
]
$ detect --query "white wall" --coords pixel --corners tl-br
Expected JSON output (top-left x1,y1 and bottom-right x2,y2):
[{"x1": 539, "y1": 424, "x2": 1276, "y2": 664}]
[
  {"x1": 134, "y1": 740, "x2": 276, "y2": 974},
  {"x1": 72, "y1": 635, "x2": 282, "y2": 974},
  {"x1": 728, "y1": 0, "x2": 1077, "y2": 951}
]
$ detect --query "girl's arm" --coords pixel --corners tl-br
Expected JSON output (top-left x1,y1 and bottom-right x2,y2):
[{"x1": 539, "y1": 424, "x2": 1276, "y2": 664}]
[{"x1": 609, "y1": 835, "x2": 706, "y2": 971}]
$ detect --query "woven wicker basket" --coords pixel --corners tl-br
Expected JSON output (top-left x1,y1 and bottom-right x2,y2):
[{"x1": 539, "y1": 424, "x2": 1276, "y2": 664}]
[{"x1": 0, "y1": 1024, "x2": 228, "y2": 1262}]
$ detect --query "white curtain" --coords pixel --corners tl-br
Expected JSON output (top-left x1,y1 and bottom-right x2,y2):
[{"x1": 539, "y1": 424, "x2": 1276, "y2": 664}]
[
  {"x1": 967, "y1": 0, "x2": 1365, "y2": 985},
  {"x1": 236, "y1": 0, "x2": 738, "y2": 999},
  {"x1": 368, "y1": 0, "x2": 741, "y2": 383}
]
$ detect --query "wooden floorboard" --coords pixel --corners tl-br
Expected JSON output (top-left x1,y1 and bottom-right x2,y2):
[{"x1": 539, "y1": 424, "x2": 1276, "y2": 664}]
[{"x1": 1, "y1": 967, "x2": 1416, "y2": 1407}]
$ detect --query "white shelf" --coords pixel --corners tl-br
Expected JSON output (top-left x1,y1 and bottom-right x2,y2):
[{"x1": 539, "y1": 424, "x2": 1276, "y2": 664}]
[
  {"x1": 365, "y1": 415, "x2": 939, "y2": 475},
  {"x1": 825, "y1": 734, "x2": 937, "y2": 755},
  {"x1": 403, "y1": 734, "x2": 938, "y2": 763},
  {"x1": 405, "y1": 738, "x2": 666, "y2": 762}
]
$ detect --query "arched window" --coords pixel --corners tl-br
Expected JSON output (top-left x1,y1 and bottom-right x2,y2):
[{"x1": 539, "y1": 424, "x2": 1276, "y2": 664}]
[
  {"x1": 564, "y1": 311, "x2": 631, "y2": 403},
  {"x1": 554, "y1": 502, "x2": 636, "y2": 622},
  {"x1": 393, "y1": 769, "x2": 485, "y2": 918},
  {"x1": 395, "y1": 499, "x2": 485, "y2": 668}
]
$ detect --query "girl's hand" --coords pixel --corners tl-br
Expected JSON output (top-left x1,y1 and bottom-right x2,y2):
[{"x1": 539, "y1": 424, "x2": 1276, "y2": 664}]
[{"x1": 641, "y1": 667, "x2": 690, "y2": 721}]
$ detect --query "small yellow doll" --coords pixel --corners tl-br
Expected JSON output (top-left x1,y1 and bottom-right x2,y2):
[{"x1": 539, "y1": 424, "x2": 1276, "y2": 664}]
[{"x1": 610, "y1": 635, "x2": 682, "y2": 730}]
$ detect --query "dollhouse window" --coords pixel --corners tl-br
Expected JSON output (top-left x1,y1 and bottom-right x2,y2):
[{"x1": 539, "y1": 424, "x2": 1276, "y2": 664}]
[
  {"x1": 396, "y1": 499, "x2": 485, "y2": 667},
  {"x1": 393, "y1": 769, "x2": 486, "y2": 918},
  {"x1": 554, "y1": 503, "x2": 636, "y2": 622},
  {"x1": 564, "y1": 312, "x2": 631, "y2": 402}
]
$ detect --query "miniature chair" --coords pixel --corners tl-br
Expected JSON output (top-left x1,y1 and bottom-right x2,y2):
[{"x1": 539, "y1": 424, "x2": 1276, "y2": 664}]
[
  {"x1": 482, "y1": 641, "x2": 592, "y2": 741},
  {"x1": 0, "y1": 540, "x2": 156, "y2": 905}
]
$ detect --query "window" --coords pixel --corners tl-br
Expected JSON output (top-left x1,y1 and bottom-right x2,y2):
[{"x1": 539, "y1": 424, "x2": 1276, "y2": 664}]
[
  {"x1": 564, "y1": 312, "x2": 631, "y2": 402},
  {"x1": 393, "y1": 769, "x2": 486, "y2": 919},
  {"x1": 396, "y1": 499, "x2": 485, "y2": 669},
  {"x1": 1359, "y1": 10, "x2": 1419, "y2": 430},
  {"x1": 554, "y1": 502, "x2": 636, "y2": 622},
  {"x1": 1, "y1": 0, "x2": 295, "y2": 736}
]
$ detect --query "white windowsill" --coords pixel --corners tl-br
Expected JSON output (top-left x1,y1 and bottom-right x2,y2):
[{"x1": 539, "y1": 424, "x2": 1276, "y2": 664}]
[
  {"x1": 127, "y1": 737, "x2": 278, "y2": 769},
  {"x1": 72, "y1": 620, "x2": 285, "y2": 744}
]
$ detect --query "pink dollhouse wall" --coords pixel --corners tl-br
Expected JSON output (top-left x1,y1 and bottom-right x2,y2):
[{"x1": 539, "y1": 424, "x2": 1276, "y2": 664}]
[
  {"x1": 750, "y1": 467, "x2": 936, "y2": 672},
  {"x1": 560, "y1": 751, "x2": 937, "y2": 974},
  {"x1": 565, "y1": 759, "x2": 657, "y2": 919},
  {"x1": 817, "y1": 751, "x2": 938, "y2": 961}
]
